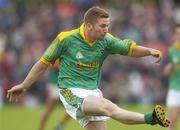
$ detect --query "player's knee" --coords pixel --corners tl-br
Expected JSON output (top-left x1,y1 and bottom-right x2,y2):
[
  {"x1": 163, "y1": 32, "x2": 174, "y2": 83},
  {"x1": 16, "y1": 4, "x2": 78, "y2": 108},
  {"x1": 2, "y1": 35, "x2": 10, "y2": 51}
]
[
  {"x1": 101, "y1": 100, "x2": 118, "y2": 117},
  {"x1": 83, "y1": 96, "x2": 118, "y2": 117}
]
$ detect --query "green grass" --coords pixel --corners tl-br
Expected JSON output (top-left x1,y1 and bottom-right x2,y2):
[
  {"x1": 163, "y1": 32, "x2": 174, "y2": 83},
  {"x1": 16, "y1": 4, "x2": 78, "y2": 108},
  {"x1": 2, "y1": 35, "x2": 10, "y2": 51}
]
[{"x1": 0, "y1": 104, "x2": 179, "y2": 130}]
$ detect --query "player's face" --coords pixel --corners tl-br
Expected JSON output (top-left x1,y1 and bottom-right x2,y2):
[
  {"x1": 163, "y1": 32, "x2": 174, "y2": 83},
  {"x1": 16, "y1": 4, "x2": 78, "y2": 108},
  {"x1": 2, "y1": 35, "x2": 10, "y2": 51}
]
[{"x1": 90, "y1": 18, "x2": 110, "y2": 40}]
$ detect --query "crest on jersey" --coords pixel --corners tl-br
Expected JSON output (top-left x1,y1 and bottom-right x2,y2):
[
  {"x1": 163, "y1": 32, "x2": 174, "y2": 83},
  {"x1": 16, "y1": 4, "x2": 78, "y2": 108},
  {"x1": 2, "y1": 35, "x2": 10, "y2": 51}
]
[
  {"x1": 76, "y1": 51, "x2": 83, "y2": 59},
  {"x1": 99, "y1": 48, "x2": 104, "y2": 54}
]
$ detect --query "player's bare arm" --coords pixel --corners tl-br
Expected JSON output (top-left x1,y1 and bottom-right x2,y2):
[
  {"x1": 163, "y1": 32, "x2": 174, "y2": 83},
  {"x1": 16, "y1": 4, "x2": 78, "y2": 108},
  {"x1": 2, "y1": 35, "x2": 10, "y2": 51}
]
[
  {"x1": 130, "y1": 45, "x2": 162, "y2": 63},
  {"x1": 7, "y1": 60, "x2": 49, "y2": 102}
]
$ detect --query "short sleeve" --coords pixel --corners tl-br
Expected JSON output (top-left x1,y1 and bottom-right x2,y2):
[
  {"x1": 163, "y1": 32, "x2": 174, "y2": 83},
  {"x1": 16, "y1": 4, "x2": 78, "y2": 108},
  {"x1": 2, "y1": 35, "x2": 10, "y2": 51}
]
[
  {"x1": 106, "y1": 33, "x2": 136, "y2": 56},
  {"x1": 40, "y1": 37, "x2": 67, "y2": 64}
]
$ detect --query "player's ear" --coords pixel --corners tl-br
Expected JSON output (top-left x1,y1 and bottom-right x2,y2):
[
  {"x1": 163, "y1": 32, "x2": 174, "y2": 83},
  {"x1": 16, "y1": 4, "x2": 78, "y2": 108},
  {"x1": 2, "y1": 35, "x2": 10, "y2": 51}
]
[{"x1": 86, "y1": 22, "x2": 93, "y2": 30}]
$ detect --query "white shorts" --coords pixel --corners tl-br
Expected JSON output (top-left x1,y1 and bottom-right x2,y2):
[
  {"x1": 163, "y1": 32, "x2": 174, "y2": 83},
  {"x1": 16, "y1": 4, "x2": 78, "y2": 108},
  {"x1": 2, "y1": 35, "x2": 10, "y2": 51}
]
[
  {"x1": 166, "y1": 89, "x2": 180, "y2": 107},
  {"x1": 59, "y1": 88, "x2": 109, "y2": 127},
  {"x1": 47, "y1": 84, "x2": 60, "y2": 99}
]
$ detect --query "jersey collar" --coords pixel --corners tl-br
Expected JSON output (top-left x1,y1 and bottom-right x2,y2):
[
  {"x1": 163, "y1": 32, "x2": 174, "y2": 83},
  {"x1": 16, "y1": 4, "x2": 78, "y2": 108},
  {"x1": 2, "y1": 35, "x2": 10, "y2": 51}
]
[{"x1": 79, "y1": 23, "x2": 96, "y2": 46}]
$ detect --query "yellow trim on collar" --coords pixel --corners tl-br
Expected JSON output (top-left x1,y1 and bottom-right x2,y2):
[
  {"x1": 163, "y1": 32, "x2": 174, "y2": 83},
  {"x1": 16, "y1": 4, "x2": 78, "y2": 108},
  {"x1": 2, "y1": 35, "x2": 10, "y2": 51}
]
[
  {"x1": 80, "y1": 23, "x2": 86, "y2": 40},
  {"x1": 58, "y1": 29, "x2": 78, "y2": 41},
  {"x1": 79, "y1": 23, "x2": 96, "y2": 46}
]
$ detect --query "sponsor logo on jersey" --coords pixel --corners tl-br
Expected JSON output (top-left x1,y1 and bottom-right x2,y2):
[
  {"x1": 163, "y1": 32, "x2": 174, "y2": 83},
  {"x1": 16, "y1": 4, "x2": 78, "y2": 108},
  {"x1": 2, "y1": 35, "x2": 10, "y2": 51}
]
[{"x1": 100, "y1": 48, "x2": 104, "y2": 53}]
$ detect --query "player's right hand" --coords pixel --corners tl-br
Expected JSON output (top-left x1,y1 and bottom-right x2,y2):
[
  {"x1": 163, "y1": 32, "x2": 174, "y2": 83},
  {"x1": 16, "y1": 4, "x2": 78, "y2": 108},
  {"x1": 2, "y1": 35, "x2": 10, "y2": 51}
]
[
  {"x1": 149, "y1": 49, "x2": 162, "y2": 63},
  {"x1": 7, "y1": 84, "x2": 26, "y2": 102}
]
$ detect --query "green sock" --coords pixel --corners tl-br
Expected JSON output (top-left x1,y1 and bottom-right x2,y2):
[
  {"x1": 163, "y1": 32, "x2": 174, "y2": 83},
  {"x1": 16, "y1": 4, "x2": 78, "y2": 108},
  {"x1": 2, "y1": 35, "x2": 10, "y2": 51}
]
[{"x1": 144, "y1": 112, "x2": 156, "y2": 125}]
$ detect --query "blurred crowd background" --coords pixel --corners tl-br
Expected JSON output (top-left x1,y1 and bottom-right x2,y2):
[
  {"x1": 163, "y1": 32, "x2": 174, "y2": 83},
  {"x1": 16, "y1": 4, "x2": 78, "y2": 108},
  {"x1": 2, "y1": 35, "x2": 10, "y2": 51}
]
[{"x1": 0, "y1": 0, "x2": 180, "y2": 107}]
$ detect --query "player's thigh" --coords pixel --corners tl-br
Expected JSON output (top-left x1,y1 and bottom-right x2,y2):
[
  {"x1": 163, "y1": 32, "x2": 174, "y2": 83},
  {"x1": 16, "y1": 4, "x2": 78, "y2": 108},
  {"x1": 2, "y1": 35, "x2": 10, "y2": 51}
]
[
  {"x1": 85, "y1": 121, "x2": 107, "y2": 130},
  {"x1": 83, "y1": 95, "x2": 118, "y2": 116}
]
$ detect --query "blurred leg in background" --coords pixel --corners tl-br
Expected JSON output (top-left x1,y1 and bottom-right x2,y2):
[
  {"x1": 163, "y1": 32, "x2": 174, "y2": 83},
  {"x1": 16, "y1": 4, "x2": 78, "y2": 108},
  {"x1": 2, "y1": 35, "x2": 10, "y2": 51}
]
[
  {"x1": 38, "y1": 83, "x2": 70, "y2": 130},
  {"x1": 166, "y1": 90, "x2": 180, "y2": 130}
]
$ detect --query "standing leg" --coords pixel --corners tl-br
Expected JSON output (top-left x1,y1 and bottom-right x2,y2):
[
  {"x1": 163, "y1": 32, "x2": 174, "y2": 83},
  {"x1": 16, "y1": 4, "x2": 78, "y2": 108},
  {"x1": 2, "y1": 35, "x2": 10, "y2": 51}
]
[
  {"x1": 55, "y1": 113, "x2": 71, "y2": 130},
  {"x1": 38, "y1": 94, "x2": 57, "y2": 130},
  {"x1": 59, "y1": 113, "x2": 71, "y2": 125}
]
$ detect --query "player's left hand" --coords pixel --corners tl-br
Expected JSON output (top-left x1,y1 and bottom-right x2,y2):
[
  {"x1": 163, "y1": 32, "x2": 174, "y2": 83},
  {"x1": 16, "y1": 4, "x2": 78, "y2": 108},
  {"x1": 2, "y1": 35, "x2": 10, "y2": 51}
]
[
  {"x1": 7, "y1": 84, "x2": 26, "y2": 102},
  {"x1": 150, "y1": 49, "x2": 162, "y2": 63}
]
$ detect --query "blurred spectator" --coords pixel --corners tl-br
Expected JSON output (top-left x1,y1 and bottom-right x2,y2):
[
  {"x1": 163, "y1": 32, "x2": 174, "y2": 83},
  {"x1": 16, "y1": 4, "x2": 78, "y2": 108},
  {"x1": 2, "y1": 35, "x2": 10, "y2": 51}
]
[
  {"x1": 1, "y1": 0, "x2": 179, "y2": 106},
  {"x1": 163, "y1": 24, "x2": 180, "y2": 130}
]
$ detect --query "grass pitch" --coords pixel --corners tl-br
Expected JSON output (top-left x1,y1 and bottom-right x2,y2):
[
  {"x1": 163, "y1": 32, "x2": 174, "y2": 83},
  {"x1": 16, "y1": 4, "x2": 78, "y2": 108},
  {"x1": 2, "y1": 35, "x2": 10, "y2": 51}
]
[{"x1": 0, "y1": 104, "x2": 179, "y2": 130}]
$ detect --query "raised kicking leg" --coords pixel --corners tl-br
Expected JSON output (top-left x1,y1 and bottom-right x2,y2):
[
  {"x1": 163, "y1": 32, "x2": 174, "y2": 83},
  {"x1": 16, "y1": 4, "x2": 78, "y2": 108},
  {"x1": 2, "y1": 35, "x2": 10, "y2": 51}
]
[{"x1": 83, "y1": 95, "x2": 170, "y2": 127}]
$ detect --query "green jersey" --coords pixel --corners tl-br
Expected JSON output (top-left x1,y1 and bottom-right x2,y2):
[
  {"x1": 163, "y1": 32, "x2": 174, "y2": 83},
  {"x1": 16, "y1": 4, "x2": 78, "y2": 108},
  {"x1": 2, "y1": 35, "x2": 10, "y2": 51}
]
[
  {"x1": 47, "y1": 69, "x2": 59, "y2": 85},
  {"x1": 168, "y1": 43, "x2": 180, "y2": 90},
  {"x1": 41, "y1": 24, "x2": 136, "y2": 90}
]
